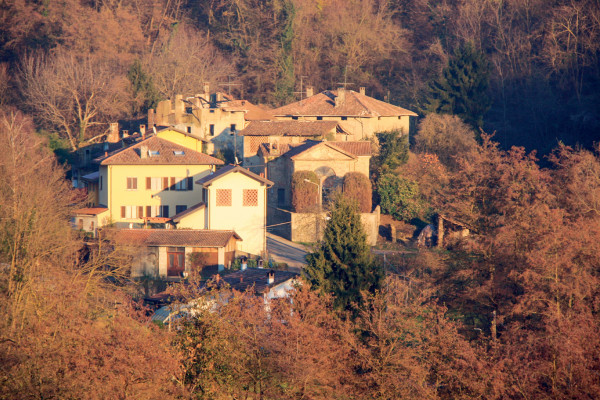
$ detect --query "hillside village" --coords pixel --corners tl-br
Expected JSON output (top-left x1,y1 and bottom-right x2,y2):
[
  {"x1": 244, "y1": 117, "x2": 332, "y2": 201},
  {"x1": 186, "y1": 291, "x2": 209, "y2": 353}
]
[
  {"x1": 3, "y1": 1, "x2": 600, "y2": 397},
  {"x1": 72, "y1": 85, "x2": 415, "y2": 285}
]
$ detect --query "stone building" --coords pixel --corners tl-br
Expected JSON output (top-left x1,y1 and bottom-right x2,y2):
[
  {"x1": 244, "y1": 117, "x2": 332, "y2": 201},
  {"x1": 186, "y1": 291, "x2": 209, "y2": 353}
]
[
  {"x1": 149, "y1": 83, "x2": 271, "y2": 156},
  {"x1": 271, "y1": 87, "x2": 418, "y2": 140}
]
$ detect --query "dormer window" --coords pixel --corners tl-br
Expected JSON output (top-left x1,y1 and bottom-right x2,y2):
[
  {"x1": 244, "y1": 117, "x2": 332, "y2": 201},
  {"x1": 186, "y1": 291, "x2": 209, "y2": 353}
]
[
  {"x1": 173, "y1": 150, "x2": 185, "y2": 156},
  {"x1": 149, "y1": 150, "x2": 160, "y2": 157}
]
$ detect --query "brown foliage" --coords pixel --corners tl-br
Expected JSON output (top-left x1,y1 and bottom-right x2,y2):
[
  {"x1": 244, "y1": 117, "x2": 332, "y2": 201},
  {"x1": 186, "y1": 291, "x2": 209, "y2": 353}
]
[
  {"x1": 291, "y1": 170, "x2": 319, "y2": 212},
  {"x1": 343, "y1": 171, "x2": 372, "y2": 212}
]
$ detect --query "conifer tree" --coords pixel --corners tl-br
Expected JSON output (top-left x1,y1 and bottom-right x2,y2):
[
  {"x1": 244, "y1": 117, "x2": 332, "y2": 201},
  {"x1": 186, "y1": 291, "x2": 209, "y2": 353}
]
[
  {"x1": 305, "y1": 193, "x2": 383, "y2": 312},
  {"x1": 424, "y1": 42, "x2": 491, "y2": 130}
]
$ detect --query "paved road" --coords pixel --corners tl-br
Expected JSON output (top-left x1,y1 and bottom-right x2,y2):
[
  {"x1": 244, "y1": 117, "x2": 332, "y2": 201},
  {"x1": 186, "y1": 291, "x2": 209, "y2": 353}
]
[{"x1": 266, "y1": 233, "x2": 309, "y2": 272}]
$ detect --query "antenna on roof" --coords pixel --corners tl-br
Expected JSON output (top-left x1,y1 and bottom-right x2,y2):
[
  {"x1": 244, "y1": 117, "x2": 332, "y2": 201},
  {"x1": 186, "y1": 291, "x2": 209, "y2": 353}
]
[
  {"x1": 219, "y1": 76, "x2": 242, "y2": 96},
  {"x1": 293, "y1": 75, "x2": 309, "y2": 104},
  {"x1": 234, "y1": 156, "x2": 239, "y2": 165},
  {"x1": 336, "y1": 65, "x2": 354, "y2": 90},
  {"x1": 152, "y1": 126, "x2": 157, "y2": 135}
]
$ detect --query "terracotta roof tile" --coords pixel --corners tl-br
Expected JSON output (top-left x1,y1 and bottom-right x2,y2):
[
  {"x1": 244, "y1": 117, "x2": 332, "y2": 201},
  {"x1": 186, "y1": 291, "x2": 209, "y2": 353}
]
[
  {"x1": 73, "y1": 207, "x2": 109, "y2": 215},
  {"x1": 111, "y1": 229, "x2": 241, "y2": 247},
  {"x1": 222, "y1": 100, "x2": 273, "y2": 121},
  {"x1": 272, "y1": 89, "x2": 418, "y2": 117},
  {"x1": 329, "y1": 141, "x2": 372, "y2": 157},
  {"x1": 240, "y1": 120, "x2": 340, "y2": 137},
  {"x1": 98, "y1": 136, "x2": 224, "y2": 166}
]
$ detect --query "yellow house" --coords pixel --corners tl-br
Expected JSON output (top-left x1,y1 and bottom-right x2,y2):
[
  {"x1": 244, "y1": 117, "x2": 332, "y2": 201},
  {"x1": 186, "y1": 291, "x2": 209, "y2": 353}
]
[
  {"x1": 271, "y1": 87, "x2": 418, "y2": 140},
  {"x1": 194, "y1": 165, "x2": 273, "y2": 256},
  {"x1": 155, "y1": 126, "x2": 207, "y2": 153},
  {"x1": 97, "y1": 136, "x2": 224, "y2": 228}
]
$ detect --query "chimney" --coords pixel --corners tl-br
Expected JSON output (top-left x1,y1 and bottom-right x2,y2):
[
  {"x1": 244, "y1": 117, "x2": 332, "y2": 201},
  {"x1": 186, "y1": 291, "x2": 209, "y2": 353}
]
[
  {"x1": 107, "y1": 122, "x2": 119, "y2": 143},
  {"x1": 306, "y1": 86, "x2": 314, "y2": 98},
  {"x1": 140, "y1": 124, "x2": 146, "y2": 139},
  {"x1": 335, "y1": 87, "x2": 346, "y2": 108},
  {"x1": 122, "y1": 130, "x2": 129, "y2": 138},
  {"x1": 359, "y1": 86, "x2": 366, "y2": 96},
  {"x1": 267, "y1": 270, "x2": 274, "y2": 285},
  {"x1": 140, "y1": 145, "x2": 148, "y2": 159},
  {"x1": 175, "y1": 94, "x2": 184, "y2": 123},
  {"x1": 203, "y1": 82, "x2": 210, "y2": 98},
  {"x1": 148, "y1": 108, "x2": 155, "y2": 128}
]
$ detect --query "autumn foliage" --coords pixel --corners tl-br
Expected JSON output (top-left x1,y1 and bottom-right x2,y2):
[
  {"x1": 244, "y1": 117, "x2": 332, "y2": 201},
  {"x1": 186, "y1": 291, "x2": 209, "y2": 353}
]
[
  {"x1": 291, "y1": 170, "x2": 319, "y2": 212},
  {"x1": 342, "y1": 171, "x2": 372, "y2": 212}
]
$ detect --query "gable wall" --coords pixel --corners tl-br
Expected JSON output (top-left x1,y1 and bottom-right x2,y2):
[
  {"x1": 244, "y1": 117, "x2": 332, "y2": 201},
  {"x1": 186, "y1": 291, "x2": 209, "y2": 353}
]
[{"x1": 206, "y1": 172, "x2": 267, "y2": 255}]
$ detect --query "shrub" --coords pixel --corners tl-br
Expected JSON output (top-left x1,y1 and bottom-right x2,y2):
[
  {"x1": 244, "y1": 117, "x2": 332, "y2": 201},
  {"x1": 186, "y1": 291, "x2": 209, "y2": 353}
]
[
  {"x1": 377, "y1": 173, "x2": 423, "y2": 221},
  {"x1": 292, "y1": 170, "x2": 319, "y2": 212},
  {"x1": 343, "y1": 172, "x2": 372, "y2": 213},
  {"x1": 373, "y1": 130, "x2": 409, "y2": 175}
]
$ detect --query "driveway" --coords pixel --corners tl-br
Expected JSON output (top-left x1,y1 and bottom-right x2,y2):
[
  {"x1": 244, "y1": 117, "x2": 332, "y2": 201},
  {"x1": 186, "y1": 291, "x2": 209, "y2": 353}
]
[{"x1": 266, "y1": 233, "x2": 310, "y2": 272}]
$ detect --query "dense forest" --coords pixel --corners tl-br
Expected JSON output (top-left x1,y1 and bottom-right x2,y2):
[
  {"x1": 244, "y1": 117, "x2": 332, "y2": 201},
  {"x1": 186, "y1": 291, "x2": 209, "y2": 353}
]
[
  {"x1": 2, "y1": 1, "x2": 600, "y2": 398},
  {"x1": 1, "y1": 0, "x2": 599, "y2": 152}
]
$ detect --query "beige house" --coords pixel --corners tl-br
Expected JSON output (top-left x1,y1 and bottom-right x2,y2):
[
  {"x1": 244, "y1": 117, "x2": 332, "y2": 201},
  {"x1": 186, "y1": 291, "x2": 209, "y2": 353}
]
[
  {"x1": 257, "y1": 140, "x2": 371, "y2": 208},
  {"x1": 240, "y1": 120, "x2": 348, "y2": 167},
  {"x1": 72, "y1": 207, "x2": 110, "y2": 238},
  {"x1": 195, "y1": 165, "x2": 273, "y2": 256},
  {"x1": 150, "y1": 84, "x2": 271, "y2": 156},
  {"x1": 114, "y1": 229, "x2": 241, "y2": 277},
  {"x1": 271, "y1": 87, "x2": 418, "y2": 140},
  {"x1": 97, "y1": 136, "x2": 224, "y2": 228}
]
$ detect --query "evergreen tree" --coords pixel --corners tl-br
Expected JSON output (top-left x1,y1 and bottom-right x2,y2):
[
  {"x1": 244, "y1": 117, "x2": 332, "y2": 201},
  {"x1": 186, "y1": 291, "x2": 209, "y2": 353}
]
[
  {"x1": 373, "y1": 129, "x2": 409, "y2": 175},
  {"x1": 304, "y1": 193, "x2": 383, "y2": 313},
  {"x1": 127, "y1": 59, "x2": 160, "y2": 115},
  {"x1": 424, "y1": 42, "x2": 491, "y2": 130}
]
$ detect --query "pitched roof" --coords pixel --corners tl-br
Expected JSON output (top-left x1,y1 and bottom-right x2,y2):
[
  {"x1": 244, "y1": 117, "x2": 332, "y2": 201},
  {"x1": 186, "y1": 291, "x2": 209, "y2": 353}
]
[
  {"x1": 73, "y1": 207, "x2": 109, "y2": 215},
  {"x1": 196, "y1": 165, "x2": 274, "y2": 187},
  {"x1": 328, "y1": 141, "x2": 372, "y2": 157},
  {"x1": 222, "y1": 100, "x2": 273, "y2": 121},
  {"x1": 170, "y1": 202, "x2": 206, "y2": 222},
  {"x1": 112, "y1": 229, "x2": 241, "y2": 247},
  {"x1": 240, "y1": 120, "x2": 343, "y2": 137},
  {"x1": 272, "y1": 89, "x2": 418, "y2": 117},
  {"x1": 219, "y1": 268, "x2": 299, "y2": 294},
  {"x1": 98, "y1": 136, "x2": 224, "y2": 166}
]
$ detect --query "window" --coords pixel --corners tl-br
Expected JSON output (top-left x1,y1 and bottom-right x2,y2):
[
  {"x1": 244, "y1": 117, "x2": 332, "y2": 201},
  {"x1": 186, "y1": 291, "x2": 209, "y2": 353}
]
[
  {"x1": 121, "y1": 206, "x2": 140, "y2": 219},
  {"x1": 277, "y1": 188, "x2": 285, "y2": 206},
  {"x1": 78, "y1": 219, "x2": 83, "y2": 230},
  {"x1": 173, "y1": 150, "x2": 185, "y2": 156},
  {"x1": 185, "y1": 107, "x2": 193, "y2": 114},
  {"x1": 90, "y1": 221, "x2": 94, "y2": 231},
  {"x1": 243, "y1": 189, "x2": 258, "y2": 206},
  {"x1": 230, "y1": 124, "x2": 236, "y2": 135},
  {"x1": 176, "y1": 205, "x2": 187, "y2": 214},
  {"x1": 126, "y1": 177, "x2": 137, "y2": 190},
  {"x1": 149, "y1": 150, "x2": 160, "y2": 156},
  {"x1": 209, "y1": 124, "x2": 215, "y2": 136},
  {"x1": 216, "y1": 189, "x2": 232, "y2": 206},
  {"x1": 161, "y1": 205, "x2": 169, "y2": 218},
  {"x1": 146, "y1": 205, "x2": 162, "y2": 217},
  {"x1": 292, "y1": 116, "x2": 298, "y2": 120},
  {"x1": 341, "y1": 116, "x2": 347, "y2": 121},
  {"x1": 174, "y1": 178, "x2": 187, "y2": 191},
  {"x1": 149, "y1": 177, "x2": 163, "y2": 190},
  {"x1": 186, "y1": 126, "x2": 192, "y2": 133},
  {"x1": 167, "y1": 247, "x2": 186, "y2": 277},
  {"x1": 316, "y1": 116, "x2": 323, "y2": 120}
]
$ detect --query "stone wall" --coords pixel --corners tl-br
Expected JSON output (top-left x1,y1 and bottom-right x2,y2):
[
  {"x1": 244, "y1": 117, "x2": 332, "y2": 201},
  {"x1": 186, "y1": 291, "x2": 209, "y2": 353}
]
[{"x1": 289, "y1": 206, "x2": 380, "y2": 245}]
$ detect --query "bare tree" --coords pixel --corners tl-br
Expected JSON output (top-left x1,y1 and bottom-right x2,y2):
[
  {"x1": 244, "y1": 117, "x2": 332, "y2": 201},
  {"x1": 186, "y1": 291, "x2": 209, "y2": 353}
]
[
  {"x1": 146, "y1": 24, "x2": 234, "y2": 99},
  {"x1": 20, "y1": 51, "x2": 130, "y2": 151}
]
